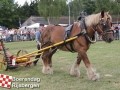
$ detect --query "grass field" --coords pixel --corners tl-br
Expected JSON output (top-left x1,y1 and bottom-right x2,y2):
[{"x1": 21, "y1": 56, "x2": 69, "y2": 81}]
[{"x1": 0, "y1": 40, "x2": 120, "y2": 90}]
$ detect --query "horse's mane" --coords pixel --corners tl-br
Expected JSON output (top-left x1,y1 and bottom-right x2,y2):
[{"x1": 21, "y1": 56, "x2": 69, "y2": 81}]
[
  {"x1": 85, "y1": 13, "x2": 100, "y2": 26},
  {"x1": 85, "y1": 12, "x2": 112, "y2": 27}
]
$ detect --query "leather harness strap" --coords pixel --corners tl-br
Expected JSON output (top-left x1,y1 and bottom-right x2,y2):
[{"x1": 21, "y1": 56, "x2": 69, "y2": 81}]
[{"x1": 64, "y1": 25, "x2": 76, "y2": 52}]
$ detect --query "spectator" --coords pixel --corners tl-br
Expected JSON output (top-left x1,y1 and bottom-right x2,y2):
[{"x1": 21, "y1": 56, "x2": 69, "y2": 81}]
[
  {"x1": 13, "y1": 29, "x2": 18, "y2": 41},
  {"x1": 27, "y1": 30, "x2": 31, "y2": 41},
  {"x1": 115, "y1": 26, "x2": 119, "y2": 40}
]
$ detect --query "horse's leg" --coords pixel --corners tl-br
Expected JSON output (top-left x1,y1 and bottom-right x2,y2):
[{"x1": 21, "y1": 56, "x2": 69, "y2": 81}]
[
  {"x1": 79, "y1": 50, "x2": 99, "y2": 81},
  {"x1": 42, "y1": 48, "x2": 57, "y2": 74},
  {"x1": 70, "y1": 54, "x2": 81, "y2": 77},
  {"x1": 42, "y1": 51, "x2": 53, "y2": 74}
]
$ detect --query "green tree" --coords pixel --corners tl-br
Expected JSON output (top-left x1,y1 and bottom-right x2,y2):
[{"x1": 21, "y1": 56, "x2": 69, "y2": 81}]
[
  {"x1": 0, "y1": 0, "x2": 40, "y2": 28},
  {"x1": 38, "y1": 0, "x2": 67, "y2": 24},
  {"x1": 29, "y1": 0, "x2": 39, "y2": 16},
  {"x1": 16, "y1": 0, "x2": 39, "y2": 27},
  {"x1": 0, "y1": 0, "x2": 18, "y2": 28},
  {"x1": 70, "y1": 0, "x2": 83, "y2": 20},
  {"x1": 95, "y1": 0, "x2": 113, "y2": 12},
  {"x1": 70, "y1": 0, "x2": 95, "y2": 20},
  {"x1": 82, "y1": 0, "x2": 96, "y2": 14},
  {"x1": 112, "y1": 0, "x2": 120, "y2": 15}
]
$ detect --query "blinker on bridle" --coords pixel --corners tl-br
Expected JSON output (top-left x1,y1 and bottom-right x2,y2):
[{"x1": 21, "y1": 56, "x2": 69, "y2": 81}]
[{"x1": 96, "y1": 17, "x2": 114, "y2": 35}]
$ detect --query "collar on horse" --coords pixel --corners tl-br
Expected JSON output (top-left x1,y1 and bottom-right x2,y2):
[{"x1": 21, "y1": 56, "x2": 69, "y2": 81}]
[
  {"x1": 63, "y1": 19, "x2": 97, "y2": 53},
  {"x1": 79, "y1": 19, "x2": 97, "y2": 43}
]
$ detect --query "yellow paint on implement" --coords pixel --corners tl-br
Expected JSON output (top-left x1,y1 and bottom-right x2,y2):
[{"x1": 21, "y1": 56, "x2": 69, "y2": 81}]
[
  {"x1": 17, "y1": 36, "x2": 78, "y2": 59},
  {"x1": 16, "y1": 58, "x2": 29, "y2": 63},
  {"x1": 17, "y1": 59, "x2": 38, "y2": 66}
]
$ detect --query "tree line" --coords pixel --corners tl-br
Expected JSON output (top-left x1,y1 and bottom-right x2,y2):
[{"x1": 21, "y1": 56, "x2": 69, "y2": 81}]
[{"x1": 0, "y1": 0, "x2": 119, "y2": 28}]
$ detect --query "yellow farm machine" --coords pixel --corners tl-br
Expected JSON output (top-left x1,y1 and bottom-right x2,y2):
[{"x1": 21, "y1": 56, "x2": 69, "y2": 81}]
[{"x1": 0, "y1": 34, "x2": 80, "y2": 71}]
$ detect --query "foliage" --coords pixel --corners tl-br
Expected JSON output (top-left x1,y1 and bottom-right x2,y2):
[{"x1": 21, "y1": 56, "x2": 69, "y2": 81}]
[
  {"x1": 69, "y1": 0, "x2": 83, "y2": 19},
  {"x1": 83, "y1": 0, "x2": 96, "y2": 14},
  {"x1": 69, "y1": 0, "x2": 96, "y2": 20},
  {"x1": 0, "y1": 0, "x2": 18, "y2": 28},
  {"x1": 0, "y1": 0, "x2": 119, "y2": 28},
  {"x1": 38, "y1": 0, "x2": 67, "y2": 24},
  {"x1": 0, "y1": 0, "x2": 39, "y2": 28},
  {"x1": 15, "y1": 0, "x2": 39, "y2": 28}
]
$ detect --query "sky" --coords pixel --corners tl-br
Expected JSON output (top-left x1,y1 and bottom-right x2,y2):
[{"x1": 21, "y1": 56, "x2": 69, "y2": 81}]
[
  {"x1": 14, "y1": 0, "x2": 33, "y2": 6},
  {"x1": 15, "y1": 0, "x2": 73, "y2": 6}
]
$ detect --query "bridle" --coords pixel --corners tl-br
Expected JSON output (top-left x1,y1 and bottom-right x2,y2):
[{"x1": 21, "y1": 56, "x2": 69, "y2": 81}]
[
  {"x1": 95, "y1": 17, "x2": 114, "y2": 36},
  {"x1": 83, "y1": 15, "x2": 114, "y2": 43}
]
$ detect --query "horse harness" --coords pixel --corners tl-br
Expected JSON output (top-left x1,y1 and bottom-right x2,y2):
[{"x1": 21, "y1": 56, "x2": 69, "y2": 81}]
[
  {"x1": 64, "y1": 25, "x2": 75, "y2": 52},
  {"x1": 63, "y1": 18, "x2": 97, "y2": 52},
  {"x1": 43, "y1": 17, "x2": 113, "y2": 53}
]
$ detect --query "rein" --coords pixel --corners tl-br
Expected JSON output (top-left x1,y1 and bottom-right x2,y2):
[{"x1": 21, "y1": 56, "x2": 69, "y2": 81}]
[
  {"x1": 95, "y1": 23, "x2": 114, "y2": 36},
  {"x1": 84, "y1": 19, "x2": 114, "y2": 43}
]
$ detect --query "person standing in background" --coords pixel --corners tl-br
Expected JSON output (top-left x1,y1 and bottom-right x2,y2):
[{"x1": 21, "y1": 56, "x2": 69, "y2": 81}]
[
  {"x1": 115, "y1": 26, "x2": 119, "y2": 40},
  {"x1": 33, "y1": 24, "x2": 45, "y2": 66}
]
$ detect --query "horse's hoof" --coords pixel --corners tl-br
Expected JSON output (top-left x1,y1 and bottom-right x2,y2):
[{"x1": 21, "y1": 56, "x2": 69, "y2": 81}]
[
  {"x1": 89, "y1": 73, "x2": 100, "y2": 81},
  {"x1": 70, "y1": 68, "x2": 80, "y2": 77},
  {"x1": 42, "y1": 66, "x2": 53, "y2": 74}
]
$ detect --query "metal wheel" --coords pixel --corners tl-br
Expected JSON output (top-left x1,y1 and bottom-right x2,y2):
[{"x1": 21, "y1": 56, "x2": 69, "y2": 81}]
[
  {"x1": 16, "y1": 50, "x2": 31, "y2": 67},
  {"x1": 16, "y1": 50, "x2": 28, "y2": 57}
]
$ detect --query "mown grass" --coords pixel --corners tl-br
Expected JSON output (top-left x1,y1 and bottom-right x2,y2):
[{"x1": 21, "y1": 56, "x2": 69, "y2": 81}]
[{"x1": 0, "y1": 40, "x2": 120, "y2": 90}]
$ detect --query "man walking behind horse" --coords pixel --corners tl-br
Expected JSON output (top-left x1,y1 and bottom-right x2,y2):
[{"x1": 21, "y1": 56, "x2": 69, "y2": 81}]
[{"x1": 33, "y1": 24, "x2": 45, "y2": 66}]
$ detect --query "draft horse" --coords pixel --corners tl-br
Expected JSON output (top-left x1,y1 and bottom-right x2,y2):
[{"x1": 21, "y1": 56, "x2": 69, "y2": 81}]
[{"x1": 40, "y1": 11, "x2": 114, "y2": 81}]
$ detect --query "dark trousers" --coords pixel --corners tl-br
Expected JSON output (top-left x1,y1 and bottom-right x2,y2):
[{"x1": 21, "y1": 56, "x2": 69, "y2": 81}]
[
  {"x1": 116, "y1": 33, "x2": 119, "y2": 40},
  {"x1": 35, "y1": 44, "x2": 41, "y2": 58},
  {"x1": 34, "y1": 44, "x2": 40, "y2": 65}
]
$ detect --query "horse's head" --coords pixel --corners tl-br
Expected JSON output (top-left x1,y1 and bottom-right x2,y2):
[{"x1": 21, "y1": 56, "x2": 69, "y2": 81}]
[
  {"x1": 96, "y1": 11, "x2": 114, "y2": 43},
  {"x1": 85, "y1": 11, "x2": 114, "y2": 43}
]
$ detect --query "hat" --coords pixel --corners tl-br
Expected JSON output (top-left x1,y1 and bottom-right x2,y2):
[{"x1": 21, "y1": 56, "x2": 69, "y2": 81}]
[{"x1": 40, "y1": 24, "x2": 44, "y2": 26}]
